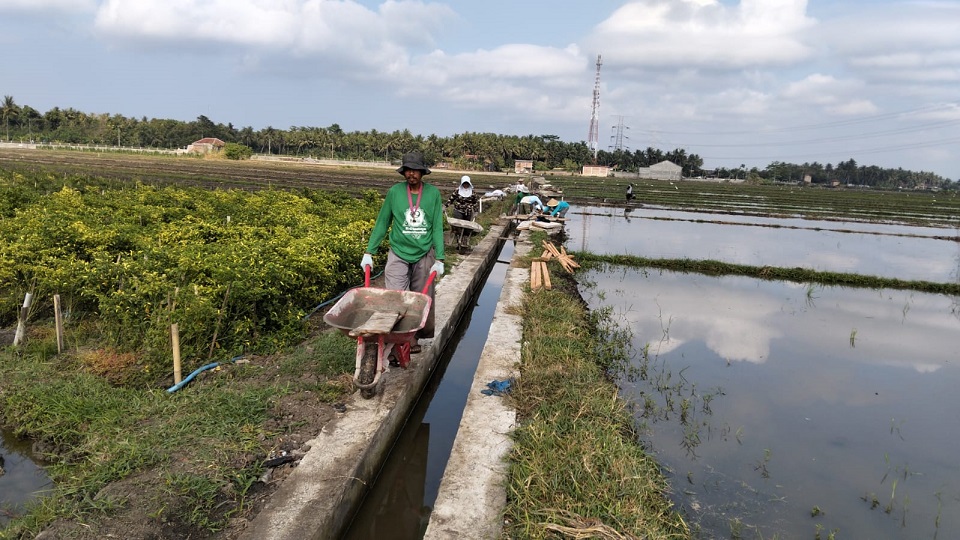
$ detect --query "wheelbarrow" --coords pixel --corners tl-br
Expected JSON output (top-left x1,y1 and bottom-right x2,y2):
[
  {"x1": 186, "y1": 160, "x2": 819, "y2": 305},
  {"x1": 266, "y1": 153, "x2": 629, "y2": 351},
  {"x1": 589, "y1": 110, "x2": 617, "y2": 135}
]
[
  {"x1": 445, "y1": 211, "x2": 483, "y2": 252},
  {"x1": 323, "y1": 267, "x2": 436, "y2": 399}
]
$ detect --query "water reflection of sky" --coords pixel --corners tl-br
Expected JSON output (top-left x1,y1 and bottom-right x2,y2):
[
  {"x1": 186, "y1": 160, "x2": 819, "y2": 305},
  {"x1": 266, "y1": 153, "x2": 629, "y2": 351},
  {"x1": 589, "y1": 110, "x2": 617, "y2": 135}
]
[
  {"x1": 581, "y1": 268, "x2": 960, "y2": 538},
  {"x1": 1, "y1": 428, "x2": 52, "y2": 526},
  {"x1": 567, "y1": 206, "x2": 960, "y2": 282}
]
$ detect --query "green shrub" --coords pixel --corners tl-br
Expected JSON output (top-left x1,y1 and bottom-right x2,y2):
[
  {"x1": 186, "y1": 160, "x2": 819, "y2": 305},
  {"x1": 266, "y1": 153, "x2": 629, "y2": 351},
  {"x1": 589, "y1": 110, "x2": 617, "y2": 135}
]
[
  {"x1": 222, "y1": 142, "x2": 253, "y2": 160},
  {"x1": 0, "y1": 169, "x2": 380, "y2": 384}
]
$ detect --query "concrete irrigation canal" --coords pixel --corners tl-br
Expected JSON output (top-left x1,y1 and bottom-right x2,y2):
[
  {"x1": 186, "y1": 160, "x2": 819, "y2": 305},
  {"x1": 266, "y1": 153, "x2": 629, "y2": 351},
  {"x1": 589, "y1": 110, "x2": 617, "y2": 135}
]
[{"x1": 240, "y1": 219, "x2": 530, "y2": 540}]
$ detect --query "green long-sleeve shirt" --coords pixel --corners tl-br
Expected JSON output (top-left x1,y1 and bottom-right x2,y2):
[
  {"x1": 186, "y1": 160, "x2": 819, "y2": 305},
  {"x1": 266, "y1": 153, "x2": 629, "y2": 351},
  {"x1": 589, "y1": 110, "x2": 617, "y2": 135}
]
[{"x1": 366, "y1": 182, "x2": 445, "y2": 263}]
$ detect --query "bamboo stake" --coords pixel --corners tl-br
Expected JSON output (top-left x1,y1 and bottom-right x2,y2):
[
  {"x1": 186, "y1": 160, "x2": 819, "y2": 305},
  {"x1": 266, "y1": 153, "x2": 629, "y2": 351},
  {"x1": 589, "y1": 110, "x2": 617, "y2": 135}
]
[
  {"x1": 54, "y1": 294, "x2": 64, "y2": 354},
  {"x1": 171, "y1": 323, "x2": 182, "y2": 384}
]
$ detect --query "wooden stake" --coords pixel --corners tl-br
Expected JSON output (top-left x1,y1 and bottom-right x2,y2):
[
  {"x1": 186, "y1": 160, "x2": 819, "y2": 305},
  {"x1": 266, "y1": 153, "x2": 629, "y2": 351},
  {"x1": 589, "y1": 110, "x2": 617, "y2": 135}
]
[
  {"x1": 171, "y1": 323, "x2": 182, "y2": 384},
  {"x1": 207, "y1": 284, "x2": 231, "y2": 359},
  {"x1": 54, "y1": 294, "x2": 64, "y2": 354},
  {"x1": 13, "y1": 292, "x2": 32, "y2": 346},
  {"x1": 530, "y1": 260, "x2": 542, "y2": 290}
]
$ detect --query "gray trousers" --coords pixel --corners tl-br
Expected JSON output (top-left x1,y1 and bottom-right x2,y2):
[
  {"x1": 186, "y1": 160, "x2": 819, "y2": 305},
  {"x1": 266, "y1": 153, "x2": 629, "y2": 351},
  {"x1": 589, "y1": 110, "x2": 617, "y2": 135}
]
[{"x1": 385, "y1": 248, "x2": 437, "y2": 339}]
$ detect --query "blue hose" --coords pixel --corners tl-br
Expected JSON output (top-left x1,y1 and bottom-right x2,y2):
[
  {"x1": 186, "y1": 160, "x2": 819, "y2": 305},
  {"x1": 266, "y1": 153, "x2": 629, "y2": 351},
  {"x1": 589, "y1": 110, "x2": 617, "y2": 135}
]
[{"x1": 166, "y1": 355, "x2": 243, "y2": 393}]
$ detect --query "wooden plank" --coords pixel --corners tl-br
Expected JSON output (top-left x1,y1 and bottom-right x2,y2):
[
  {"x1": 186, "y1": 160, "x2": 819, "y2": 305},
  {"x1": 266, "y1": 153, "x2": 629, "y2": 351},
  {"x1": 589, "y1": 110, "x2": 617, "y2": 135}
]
[
  {"x1": 541, "y1": 261, "x2": 552, "y2": 290},
  {"x1": 349, "y1": 311, "x2": 402, "y2": 337},
  {"x1": 542, "y1": 240, "x2": 579, "y2": 272},
  {"x1": 530, "y1": 261, "x2": 542, "y2": 290}
]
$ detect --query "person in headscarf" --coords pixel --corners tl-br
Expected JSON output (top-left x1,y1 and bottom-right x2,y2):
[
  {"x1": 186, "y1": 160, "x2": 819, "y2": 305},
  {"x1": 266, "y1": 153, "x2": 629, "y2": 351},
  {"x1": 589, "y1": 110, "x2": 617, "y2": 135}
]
[{"x1": 446, "y1": 175, "x2": 481, "y2": 221}]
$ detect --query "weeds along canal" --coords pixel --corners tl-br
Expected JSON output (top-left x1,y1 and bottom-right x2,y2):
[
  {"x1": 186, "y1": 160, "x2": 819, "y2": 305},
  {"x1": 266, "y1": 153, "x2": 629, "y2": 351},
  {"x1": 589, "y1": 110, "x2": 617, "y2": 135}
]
[{"x1": 342, "y1": 239, "x2": 514, "y2": 540}]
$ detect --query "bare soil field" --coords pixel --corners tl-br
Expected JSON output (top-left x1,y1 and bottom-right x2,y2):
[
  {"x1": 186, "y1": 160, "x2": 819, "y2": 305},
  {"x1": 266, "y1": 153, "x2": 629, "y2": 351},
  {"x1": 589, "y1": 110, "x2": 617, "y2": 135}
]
[{"x1": 0, "y1": 148, "x2": 491, "y2": 195}]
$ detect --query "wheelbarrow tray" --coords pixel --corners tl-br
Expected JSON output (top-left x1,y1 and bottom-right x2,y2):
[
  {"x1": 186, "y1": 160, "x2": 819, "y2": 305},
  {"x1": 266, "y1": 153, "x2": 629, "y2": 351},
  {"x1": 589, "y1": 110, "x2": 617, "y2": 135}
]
[
  {"x1": 323, "y1": 287, "x2": 431, "y2": 342},
  {"x1": 446, "y1": 215, "x2": 484, "y2": 232}
]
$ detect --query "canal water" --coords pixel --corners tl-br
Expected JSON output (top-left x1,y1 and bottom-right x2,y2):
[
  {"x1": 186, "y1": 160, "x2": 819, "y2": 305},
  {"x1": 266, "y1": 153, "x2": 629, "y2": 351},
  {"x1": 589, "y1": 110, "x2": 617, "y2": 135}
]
[
  {"x1": 573, "y1": 205, "x2": 960, "y2": 538},
  {"x1": 0, "y1": 427, "x2": 52, "y2": 527},
  {"x1": 343, "y1": 239, "x2": 512, "y2": 539}
]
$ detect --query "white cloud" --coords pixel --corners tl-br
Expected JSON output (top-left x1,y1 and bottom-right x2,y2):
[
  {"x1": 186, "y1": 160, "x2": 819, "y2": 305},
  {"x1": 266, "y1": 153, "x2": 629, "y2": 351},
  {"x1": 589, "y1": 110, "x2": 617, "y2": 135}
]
[
  {"x1": 93, "y1": 0, "x2": 455, "y2": 72},
  {"x1": 585, "y1": 0, "x2": 816, "y2": 70},
  {"x1": 819, "y1": 1, "x2": 960, "y2": 86},
  {"x1": 780, "y1": 73, "x2": 877, "y2": 114},
  {"x1": 0, "y1": 0, "x2": 96, "y2": 11}
]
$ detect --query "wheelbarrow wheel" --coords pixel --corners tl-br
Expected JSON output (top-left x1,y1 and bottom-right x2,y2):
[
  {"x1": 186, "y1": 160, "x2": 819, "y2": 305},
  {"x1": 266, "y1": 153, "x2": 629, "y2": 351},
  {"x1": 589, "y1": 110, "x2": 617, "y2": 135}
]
[{"x1": 358, "y1": 342, "x2": 378, "y2": 399}]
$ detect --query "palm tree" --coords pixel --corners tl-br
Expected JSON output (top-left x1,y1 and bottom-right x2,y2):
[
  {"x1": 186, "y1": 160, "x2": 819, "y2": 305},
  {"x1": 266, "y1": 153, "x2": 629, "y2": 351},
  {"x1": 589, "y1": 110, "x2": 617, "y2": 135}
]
[{"x1": 2, "y1": 95, "x2": 19, "y2": 141}]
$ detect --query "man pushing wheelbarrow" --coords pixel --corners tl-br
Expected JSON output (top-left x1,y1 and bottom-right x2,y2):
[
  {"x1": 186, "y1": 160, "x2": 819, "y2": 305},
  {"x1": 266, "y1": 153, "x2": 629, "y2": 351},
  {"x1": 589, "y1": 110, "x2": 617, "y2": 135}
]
[{"x1": 336, "y1": 151, "x2": 444, "y2": 396}]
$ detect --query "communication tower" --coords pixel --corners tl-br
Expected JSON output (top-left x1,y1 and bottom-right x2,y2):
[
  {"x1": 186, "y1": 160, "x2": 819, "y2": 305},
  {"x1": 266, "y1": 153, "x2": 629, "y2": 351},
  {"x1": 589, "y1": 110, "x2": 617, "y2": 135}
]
[{"x1": 587, "y1": 54, "x2": 602, "y2": 161}]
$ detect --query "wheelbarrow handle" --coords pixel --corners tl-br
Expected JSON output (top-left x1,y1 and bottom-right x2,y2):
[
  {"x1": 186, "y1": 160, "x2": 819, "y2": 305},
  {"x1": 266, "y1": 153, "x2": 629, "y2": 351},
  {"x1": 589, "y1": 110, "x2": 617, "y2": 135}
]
[
  {"x1": 422, "y1": 270, "x2": 437, "y2": 294},
  {"x1": 363, "y1": 265, "x2": 433, "y2": 291}
]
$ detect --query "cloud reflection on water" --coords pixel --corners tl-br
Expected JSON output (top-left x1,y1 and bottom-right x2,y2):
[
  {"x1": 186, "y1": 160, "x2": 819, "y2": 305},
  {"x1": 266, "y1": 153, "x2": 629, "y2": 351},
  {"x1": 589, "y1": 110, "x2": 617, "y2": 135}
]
[
  {"x1": 581, "y1": 267, "x2": 960, "y2": 538},
  {"x1": 569, "y1": 206, "x2": 959, "y2": 282}
]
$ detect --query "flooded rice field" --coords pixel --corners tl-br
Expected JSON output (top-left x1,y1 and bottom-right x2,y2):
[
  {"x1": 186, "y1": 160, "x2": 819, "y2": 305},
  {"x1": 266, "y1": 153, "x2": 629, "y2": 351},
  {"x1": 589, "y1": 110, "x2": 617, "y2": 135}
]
[
  {"x1": 573, "y1": 205, "x2": 960, "y2": 538},
  {"x1": 571, "y1": 205, "x2": 959, "y2": 283}
]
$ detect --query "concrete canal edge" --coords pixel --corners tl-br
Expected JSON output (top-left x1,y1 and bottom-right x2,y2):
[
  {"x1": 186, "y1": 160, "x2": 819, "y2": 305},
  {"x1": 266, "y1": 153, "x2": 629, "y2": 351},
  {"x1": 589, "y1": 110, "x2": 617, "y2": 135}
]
[
  {"x1": 423, "y1": 229, "x2": 531, "y2": 538},
  {"x1": 240, "y1": 219, "x2": 524, "y2": 540}
]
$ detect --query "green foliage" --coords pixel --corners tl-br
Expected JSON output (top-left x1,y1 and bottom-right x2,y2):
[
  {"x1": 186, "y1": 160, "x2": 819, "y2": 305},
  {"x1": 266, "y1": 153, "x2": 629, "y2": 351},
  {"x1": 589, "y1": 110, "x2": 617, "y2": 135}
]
[
  {"x1": 0, "y1": 168, "x2": 380, "y2": 382},
  {"x1": 222, "y1": 142, "x2": 252, "y2": 160}
]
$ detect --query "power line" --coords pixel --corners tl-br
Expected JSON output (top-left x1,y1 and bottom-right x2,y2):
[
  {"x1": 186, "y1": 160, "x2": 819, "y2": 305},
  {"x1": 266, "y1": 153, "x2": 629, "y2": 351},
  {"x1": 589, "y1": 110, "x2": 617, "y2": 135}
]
[
  {"x1": 700, "y1": 135, "x2": 960, "y2": 162},
  {"x1": 639, "y1": 102, "x2": 959, "y2": 136},
  {"x1": 660, "y1": 118, "x2": 960, "y2": 148}
]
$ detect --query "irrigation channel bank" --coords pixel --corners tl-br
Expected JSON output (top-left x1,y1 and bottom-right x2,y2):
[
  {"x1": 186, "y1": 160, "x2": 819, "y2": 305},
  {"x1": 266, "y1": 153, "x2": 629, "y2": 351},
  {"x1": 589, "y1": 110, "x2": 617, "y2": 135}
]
[{"x1": 241, "y1": 219, "x2": 527, "y2": 540}]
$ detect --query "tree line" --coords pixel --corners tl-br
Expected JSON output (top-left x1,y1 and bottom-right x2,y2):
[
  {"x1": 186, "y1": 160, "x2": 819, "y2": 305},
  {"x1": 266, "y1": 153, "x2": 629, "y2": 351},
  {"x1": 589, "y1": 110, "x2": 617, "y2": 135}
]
[{"x1": 1, "y1": 95, "x2": 951, "y2": 189}]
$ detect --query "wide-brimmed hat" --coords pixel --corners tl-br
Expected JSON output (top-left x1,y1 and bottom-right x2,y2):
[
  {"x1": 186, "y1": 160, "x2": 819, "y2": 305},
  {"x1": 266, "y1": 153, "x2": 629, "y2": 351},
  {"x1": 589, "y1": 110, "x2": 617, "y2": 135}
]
[
  {"x1": 460, "y1": 175, "x2": 472, "y2": 186},
  {"x1": 397, "y1": 151, "x2": 431, "y2": 175},
  {"x1": 546, "y1": 198, "x2": 560, "y2": 207}
]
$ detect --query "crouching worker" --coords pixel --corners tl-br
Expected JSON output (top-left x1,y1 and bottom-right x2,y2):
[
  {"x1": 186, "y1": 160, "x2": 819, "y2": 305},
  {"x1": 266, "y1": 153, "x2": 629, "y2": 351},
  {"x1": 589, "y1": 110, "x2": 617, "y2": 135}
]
[
  {"x1": 545, "y1": 198, "x2": 570, "y2": 218},
  {"x1": 360, "y1": 151, "x2": 445, "y2": 364},
  {"x1": 519, "y1": 194, "x2": 544, "y2": 215}
]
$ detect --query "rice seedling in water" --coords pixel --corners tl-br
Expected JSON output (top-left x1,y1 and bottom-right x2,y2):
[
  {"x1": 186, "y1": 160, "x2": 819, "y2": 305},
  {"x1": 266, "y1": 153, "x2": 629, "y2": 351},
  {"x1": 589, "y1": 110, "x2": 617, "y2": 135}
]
[
  {"x1": 849, "y1": 328, "x2": 857, "y2": 347},
  {"x1": 754, "y1": 449, "x2": 772, "y2": 479}
]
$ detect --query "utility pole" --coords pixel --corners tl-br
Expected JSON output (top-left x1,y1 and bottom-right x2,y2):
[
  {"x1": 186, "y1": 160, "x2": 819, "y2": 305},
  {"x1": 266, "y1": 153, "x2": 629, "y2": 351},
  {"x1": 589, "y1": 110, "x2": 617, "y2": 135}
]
[{"x1": 587, "y1": 54, "x2": 602, "y2": 162}]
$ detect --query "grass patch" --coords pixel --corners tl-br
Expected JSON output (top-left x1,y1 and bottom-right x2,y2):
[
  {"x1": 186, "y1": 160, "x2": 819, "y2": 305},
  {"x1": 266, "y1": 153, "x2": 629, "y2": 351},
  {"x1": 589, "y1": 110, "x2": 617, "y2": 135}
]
[
  {"x1": 0, "y1": 330, "x2": 356, "y2": 538},
  {"x1": 503, "y1": 275, "x2": 689, "y2": 539}
]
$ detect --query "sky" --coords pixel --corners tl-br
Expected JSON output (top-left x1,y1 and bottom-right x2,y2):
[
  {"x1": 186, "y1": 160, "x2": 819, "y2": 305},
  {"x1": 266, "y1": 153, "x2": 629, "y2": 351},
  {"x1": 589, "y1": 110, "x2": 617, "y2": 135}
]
[{"x1": 1, "y1": 0, "x2": 958, "y2": 179}]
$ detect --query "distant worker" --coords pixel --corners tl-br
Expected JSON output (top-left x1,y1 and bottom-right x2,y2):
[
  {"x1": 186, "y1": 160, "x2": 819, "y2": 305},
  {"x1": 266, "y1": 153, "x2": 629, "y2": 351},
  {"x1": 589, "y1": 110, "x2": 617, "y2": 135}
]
[
  {"x1": 446, "y1": 176, "x2": 480, "y2": 220},
  {"x1": 511, "y1": 179, "x2": 529, "y2": 214},
  {"x1": 545, "y1": 198, "x2": 570, "y2": 218},
  {"x1": 519, "y1": 194, "x2": 544, "y2": 215},
  {"x1": 626, "y1": 183, "x2": 634, "y2": 202}
]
